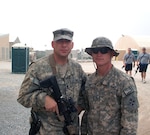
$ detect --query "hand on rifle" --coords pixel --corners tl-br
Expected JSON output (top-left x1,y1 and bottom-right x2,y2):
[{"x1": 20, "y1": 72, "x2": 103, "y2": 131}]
[{"x1": 45, "y1": 96, "x2": 59, "y2": 114}]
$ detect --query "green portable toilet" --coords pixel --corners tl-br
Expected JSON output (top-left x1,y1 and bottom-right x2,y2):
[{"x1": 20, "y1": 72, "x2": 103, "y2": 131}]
[
  {"x1": 12, "y1": 43, "x2": 29, "y2": 73},
  {"x1": 132, "y1": 49, "x2": 139, "y2": 61}
]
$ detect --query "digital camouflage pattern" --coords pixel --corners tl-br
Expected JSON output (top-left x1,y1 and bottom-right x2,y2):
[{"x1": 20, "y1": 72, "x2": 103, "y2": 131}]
[
  {"x1": 85, "y1": 37, "x2": 118, "y2": 56},
  {"x1": 53, "y1": 28, "x2": 74, "y2": 41},
  {"x1": 17, "y1": 54, "x2": 86, "y2": 135},
  {"x1": 77, "y1": 76, "x2": 88, "y2": 135},
  {"x1": 80, "y1": 66, "x2": 139, "y2": 135}
]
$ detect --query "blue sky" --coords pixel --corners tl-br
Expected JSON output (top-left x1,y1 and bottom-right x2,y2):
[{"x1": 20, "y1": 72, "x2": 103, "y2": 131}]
[{"x1": 0, "y1": 0, "x2": 150, "y2": 50}]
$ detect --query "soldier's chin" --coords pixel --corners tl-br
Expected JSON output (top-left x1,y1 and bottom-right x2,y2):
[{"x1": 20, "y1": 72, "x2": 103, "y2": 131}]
[{"x1": 60, "y1": 51, "x2": 70, "y2": 56}]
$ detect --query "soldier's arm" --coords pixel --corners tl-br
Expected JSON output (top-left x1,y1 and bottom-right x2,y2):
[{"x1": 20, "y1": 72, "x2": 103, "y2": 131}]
[
  {"x1": 17, "y1": 63, "x2": 48, "y2": 110},
  {"x1": 136, "y1": 55, "x2": 140, "y2": 66},
  {"x1": 77, "y1": 75, "x2": 89, "y2": 114},
  {"x1": 120, "y1": 78, "x2": 139, "y2": 135},
  {"x1": 133, "y1": 55, "x2": 136, "y2": 66}
]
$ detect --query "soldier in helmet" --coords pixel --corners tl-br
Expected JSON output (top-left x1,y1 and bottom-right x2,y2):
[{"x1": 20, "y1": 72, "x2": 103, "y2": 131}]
[{"x1": 79, "y1": 37, "x2": 139, "y2": 135}]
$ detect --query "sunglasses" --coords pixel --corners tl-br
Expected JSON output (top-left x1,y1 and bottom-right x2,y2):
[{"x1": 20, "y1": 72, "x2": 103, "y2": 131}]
[{"x1": 92, "y1": 47, "x2": 110, "y2": 54}]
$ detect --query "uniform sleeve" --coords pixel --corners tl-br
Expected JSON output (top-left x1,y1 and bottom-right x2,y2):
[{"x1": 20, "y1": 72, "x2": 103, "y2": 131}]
[
  {"x1": 77, "y1": 65, "x2": 89, "y2": 111},
  {"x1": 120, "y1": 77, "x2": 139, "y2": 135},
  {"x1": 77, "y1": 78, "x2": 87, "y2": 110},
  {"x1": 17, "y1": 63, "x2": 48, "y2": 110}
]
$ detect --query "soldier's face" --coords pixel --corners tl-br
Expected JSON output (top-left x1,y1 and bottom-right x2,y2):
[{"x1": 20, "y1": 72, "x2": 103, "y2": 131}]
[
  {"x1": 52, "y1": 39, "x2": 74, "y2": 57},
  {"x1": 142, "y1": 48, "x2": 146, "y2": 53},
  {"x1": 92, "y1": 49, "x2": 112, "y2": 67},
  {"x1": 128, "y1": 48, "x2": 131, "y2": 53}
]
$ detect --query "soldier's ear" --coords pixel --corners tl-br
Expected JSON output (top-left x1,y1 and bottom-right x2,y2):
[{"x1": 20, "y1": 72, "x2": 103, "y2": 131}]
[
  {"x1": 51, "y1": 41, "x2": 55, "y2": 49},
  {"x1": 110, "y1": 51, "x2": 114, "y2": 58},
  {"x1": 71, "y1": 42, "x2": 74, "y2": 49}
]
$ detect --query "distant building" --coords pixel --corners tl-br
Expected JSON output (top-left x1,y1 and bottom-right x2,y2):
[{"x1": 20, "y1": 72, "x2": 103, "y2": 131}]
[
  {"x1": 34, "y1": 49, "x2": 91, "y2": 61},
  {"x1": 115, "y1": 35, "x2": 150, "y2": 60},
  {"x1": 0, "y1": 34, "x2": 21, "y2": 61},
  {"x1": 0, "y1": 34, "x2": 9, "y2": 61}
]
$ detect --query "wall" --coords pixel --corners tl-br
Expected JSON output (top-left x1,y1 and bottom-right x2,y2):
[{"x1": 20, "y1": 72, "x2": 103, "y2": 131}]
[{"x1": 0, "y1": 34, "x2": 9, "y2": 61}]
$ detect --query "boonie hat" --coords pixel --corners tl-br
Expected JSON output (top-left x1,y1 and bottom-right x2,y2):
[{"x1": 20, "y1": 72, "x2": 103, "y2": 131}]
[
  {"x1": 53, "y1": 28, "x2": 74, "y2": 41},
  {"x1": 85, "y1": 37, "x2": 119, "y2": 56}
]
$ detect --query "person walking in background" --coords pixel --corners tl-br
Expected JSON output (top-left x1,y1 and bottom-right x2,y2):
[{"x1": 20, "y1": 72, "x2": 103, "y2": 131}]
[
  {"x1": 79, "y1": 37, "x2": 139, "y2": 135},
  {"x1": 137, "y1": 47, "x2": 150, "y2": 83},
  {"x1": 17, "y1": 28, "x2": 86, "y2": 135},
  {"x1": 123, "y1": 48, "x2": 135, "y2": 76}
]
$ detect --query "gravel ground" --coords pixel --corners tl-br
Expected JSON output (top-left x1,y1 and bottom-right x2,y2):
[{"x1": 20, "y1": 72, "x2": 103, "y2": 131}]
[
  {"x1": 0, "y1": 62, "x2": 30, "y2": 135},
  {"x1": 0, "y1": 61, "x2": 150, "y2": 135}
]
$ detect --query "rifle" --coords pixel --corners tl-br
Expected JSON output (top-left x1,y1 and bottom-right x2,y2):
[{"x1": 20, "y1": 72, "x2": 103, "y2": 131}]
[
  {"x1": 122, "y1": 65, "x2": 125, "y2": 69},
  {"x1": 134, "y1": 64, "x2": 140, "y2": 76},
  {"x1": 40, "y1": 75, "x2": 77, "y2": 135}
]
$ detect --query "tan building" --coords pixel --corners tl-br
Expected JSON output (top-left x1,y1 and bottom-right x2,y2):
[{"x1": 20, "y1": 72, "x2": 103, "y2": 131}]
[
  {"x1": 0, "y1": 34, "x2": 9, "y2": 61},
  {"x1": 114, "y1": 35, "x2": 150, "y2": 60},
  {"x1": 0, "y1": 34, "x2": 21, "y2": 61}
]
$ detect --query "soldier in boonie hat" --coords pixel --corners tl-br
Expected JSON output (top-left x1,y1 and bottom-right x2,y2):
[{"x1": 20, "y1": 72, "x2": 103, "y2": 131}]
[
  {"x1": 80, "y1": 36, "x2": 139, "y2": 134},
  {"x1": 53, "y1": 28, "x2": 74, "y2": 41},
  {"x1": 85, "y1": 37, "x2": 119, "y2": 56}
]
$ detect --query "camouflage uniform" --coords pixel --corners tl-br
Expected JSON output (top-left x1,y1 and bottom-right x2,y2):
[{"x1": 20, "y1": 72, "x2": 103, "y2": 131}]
[
  {"x1": 79, "y1": 37, "x2": 139, "y2": 135},
  {"x1": 78, "y1": 77, "x2": 89, "y2": 135},
  {"x1": 17, "y1": 54, "x2": 86, "y2": 135},
  {"x1": 85, "y1": 66, "x2": 139, "y2": 135}
]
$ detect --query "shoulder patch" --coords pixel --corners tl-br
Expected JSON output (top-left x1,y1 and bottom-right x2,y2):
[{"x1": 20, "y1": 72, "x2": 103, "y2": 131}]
[
  {"x1": 123, "y1": 86, "x2": 134, "y2": 96},
  {"x1": 124, "y1": 92, "x2": 139, "y2": 111}
]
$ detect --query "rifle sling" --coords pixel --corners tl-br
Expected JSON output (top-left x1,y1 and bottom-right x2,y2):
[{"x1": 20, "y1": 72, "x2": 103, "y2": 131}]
[
  {"x1": 139, "y1": 54, "x2": 145, "y2": 64},
  {"x1": 49, "y1": 54, "x2": 57, "y2": 75}
]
